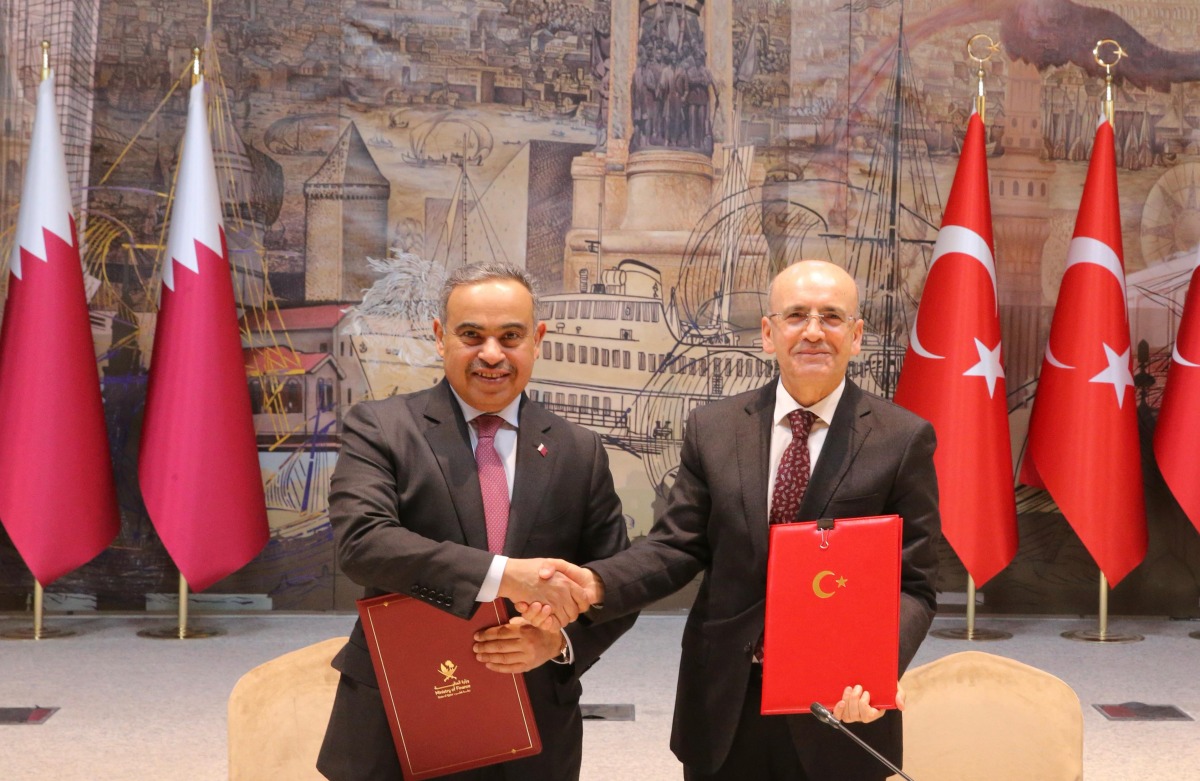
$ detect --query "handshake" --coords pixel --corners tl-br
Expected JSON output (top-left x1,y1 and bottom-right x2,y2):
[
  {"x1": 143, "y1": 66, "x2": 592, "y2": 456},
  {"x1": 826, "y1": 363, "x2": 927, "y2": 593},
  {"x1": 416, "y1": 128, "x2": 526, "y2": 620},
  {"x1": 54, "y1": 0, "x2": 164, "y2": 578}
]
[{"x1": 497, "y1": 558, "x2": 605, "y2": 631}]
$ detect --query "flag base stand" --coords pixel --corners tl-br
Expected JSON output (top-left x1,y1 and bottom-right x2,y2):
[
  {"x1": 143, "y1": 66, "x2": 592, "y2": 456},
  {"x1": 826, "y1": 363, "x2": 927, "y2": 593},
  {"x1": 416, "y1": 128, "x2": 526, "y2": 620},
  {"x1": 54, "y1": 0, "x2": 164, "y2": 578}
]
[
  {"x1": 931, "y1": 626, "x2": 1012, "y2": 641},
  {"x1": 1062, "y1": 573, "x2": 1143, "y2": 644},
  {"x1": 137, "y1": 575, "x2": 223, "y2": 639},
  {"x1": 930, "y1": 576, "x2": 1012, "y2": 641},
  {"x1": 137, "y1": 625, "x2": 223, "y2": 640},
  {"x1": 1188, "y1": 631, "x2": 1200, "y2": 640},
  {"x1": 0, "y1": 583, "x2": 76, "y2": 639},
  {"x1": 0, "y1": 625, "x2": 75, "y2": 641},
  {"x1": 1061, "y1": 628, "x2": 1142, "y2": 644}
]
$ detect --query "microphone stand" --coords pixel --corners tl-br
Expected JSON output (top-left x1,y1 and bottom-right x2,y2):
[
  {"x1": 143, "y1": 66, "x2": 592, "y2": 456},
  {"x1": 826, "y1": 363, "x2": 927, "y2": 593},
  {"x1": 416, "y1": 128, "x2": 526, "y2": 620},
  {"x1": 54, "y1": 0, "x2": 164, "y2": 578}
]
[{"x1": 810, "y1": 702, "x2": 917, "y2": 781}]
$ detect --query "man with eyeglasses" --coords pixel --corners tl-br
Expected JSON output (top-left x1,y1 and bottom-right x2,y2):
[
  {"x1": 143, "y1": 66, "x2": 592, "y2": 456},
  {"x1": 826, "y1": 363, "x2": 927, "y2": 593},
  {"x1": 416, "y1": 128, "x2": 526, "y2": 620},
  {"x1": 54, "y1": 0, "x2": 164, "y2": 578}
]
[{"x1": 523, "y1": 260, "x2": 940, "y2": 780}]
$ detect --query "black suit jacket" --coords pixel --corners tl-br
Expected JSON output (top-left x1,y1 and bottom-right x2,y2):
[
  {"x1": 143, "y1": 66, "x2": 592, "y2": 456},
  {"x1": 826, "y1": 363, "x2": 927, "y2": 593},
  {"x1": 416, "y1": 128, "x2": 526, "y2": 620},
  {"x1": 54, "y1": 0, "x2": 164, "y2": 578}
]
[
  {"x1": 587, "y1": 379, "x2": 940, "y2": 779},
  {"x1": 318, "y1": 380, "x2": 636, "y2": 781}
]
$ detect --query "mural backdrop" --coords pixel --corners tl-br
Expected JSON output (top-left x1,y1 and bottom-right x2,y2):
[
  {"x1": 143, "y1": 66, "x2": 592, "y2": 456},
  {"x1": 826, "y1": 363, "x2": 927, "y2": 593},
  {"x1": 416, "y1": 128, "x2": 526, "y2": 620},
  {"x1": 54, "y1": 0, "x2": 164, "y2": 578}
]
[{"x1": 2, "y1": 0, "x2": 1200, "y2": 615}]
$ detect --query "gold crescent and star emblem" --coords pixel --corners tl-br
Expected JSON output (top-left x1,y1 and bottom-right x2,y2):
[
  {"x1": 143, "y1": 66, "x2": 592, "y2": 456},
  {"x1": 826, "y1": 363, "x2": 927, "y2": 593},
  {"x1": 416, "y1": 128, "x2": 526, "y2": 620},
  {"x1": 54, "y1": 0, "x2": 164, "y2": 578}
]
[{"x1": 812, "y1": 570, "x2": 848, "y2": 599}]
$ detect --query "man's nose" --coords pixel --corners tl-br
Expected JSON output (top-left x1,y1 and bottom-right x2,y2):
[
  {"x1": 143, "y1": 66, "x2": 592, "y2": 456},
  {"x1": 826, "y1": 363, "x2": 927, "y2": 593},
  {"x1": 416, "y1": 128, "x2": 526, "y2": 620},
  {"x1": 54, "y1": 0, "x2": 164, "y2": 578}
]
[
  {"x1": 479, "y1": 336, "x2": 505, "y2": 362},
  {"x1": 800, "y1": 316, "x2": 825, "y2": 338}
]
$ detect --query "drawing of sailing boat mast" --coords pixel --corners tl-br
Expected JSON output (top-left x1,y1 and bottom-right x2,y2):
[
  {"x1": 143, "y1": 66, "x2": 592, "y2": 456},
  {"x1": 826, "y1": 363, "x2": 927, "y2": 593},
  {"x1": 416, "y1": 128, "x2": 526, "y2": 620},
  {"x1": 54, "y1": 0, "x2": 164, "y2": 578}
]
[{"x1": 829, "y1": 4, "x2": 942, "y2": 398}]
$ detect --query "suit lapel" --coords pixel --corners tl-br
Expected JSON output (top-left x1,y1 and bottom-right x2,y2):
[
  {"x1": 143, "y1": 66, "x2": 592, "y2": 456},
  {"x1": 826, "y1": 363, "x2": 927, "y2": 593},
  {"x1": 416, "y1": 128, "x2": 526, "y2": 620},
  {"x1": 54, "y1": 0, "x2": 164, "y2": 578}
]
[
  {"x1": 740, "y1": 382, "x2": 776, "y2": 565},
  {"x1": 421, "y1": 381, "x2": 490, "y2": 550},
  {"x1": 798, "y1": 380, "x2": 871, "y2": 520},
  {"x1": 507, "y1": 398, "x2": 554, "y2": 556}
]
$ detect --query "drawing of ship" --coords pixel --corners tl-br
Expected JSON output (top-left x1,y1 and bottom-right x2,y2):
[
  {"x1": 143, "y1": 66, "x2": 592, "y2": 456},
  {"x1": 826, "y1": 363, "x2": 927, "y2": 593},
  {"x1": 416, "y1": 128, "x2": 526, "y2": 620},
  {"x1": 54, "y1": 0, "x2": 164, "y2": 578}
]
[{"x1": 403, "y1": 113, "x2": 493, "y2": 167}]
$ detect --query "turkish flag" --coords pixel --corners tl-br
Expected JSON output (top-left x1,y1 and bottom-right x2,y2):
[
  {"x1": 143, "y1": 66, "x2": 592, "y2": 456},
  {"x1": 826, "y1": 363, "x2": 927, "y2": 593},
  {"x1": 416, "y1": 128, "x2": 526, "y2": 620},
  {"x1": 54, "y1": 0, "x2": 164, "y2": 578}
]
[
  {"x1": 1020, "y1": 116, "x2": 1146, "y2": 585},
  {"x1": 138, "y1": 77, "x2": 268, "y2": 592},
  {"x1": 894, "y1": 111, "x2": 1017, "y2": 586},
  {"x1": 0, "y1": 73, "x2": 119, "y2": 586},
  {"x1": 1153, "y1": 246, "x2": 1200, "y2": 534}
]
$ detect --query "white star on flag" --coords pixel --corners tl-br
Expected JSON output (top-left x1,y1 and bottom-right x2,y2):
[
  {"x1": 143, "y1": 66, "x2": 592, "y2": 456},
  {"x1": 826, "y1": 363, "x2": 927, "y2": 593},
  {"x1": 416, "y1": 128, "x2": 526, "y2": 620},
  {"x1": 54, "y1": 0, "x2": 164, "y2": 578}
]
[
  {"x1": 1088, "y1": 343, "x2": 1135, "y2": 407},
  {"x1": 962, "y1": 338, "x2": 1004, "y2": 398}
]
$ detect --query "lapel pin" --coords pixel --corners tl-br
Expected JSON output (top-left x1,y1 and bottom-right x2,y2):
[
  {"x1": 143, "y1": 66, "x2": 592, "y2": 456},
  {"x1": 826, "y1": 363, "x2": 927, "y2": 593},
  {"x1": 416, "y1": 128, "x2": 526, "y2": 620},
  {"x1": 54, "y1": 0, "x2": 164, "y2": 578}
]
[{"x1": 537, "y1": 443, "x2": 548, "y2": 457}]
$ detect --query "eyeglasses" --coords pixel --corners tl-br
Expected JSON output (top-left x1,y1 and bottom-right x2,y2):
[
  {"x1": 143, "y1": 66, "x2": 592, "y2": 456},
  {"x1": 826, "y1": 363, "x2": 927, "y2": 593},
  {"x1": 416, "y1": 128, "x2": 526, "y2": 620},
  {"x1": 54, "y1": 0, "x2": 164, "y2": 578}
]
[{"x1": 766, "y1": 310, "x2": 858, "y2": 332}]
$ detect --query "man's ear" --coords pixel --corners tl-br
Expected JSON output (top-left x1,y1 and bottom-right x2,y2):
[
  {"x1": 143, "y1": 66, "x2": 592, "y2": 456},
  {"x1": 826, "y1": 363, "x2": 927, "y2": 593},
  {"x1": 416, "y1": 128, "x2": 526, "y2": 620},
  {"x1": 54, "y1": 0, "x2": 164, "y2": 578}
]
[{"x1": 433, "y1": 318, "x2": 446, "y2": 358}]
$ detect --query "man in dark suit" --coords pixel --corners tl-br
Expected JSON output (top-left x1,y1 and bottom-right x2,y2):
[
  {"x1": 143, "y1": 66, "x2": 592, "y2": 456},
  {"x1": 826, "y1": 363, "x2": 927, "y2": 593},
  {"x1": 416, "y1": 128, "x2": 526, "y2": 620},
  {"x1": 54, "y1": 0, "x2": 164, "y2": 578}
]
[
  {"x1": 317, "y1": 262, "x2": 635, "y2": 781},
  {"x1": 527, "y1": 260, "x2": 940, "y2": 780}
]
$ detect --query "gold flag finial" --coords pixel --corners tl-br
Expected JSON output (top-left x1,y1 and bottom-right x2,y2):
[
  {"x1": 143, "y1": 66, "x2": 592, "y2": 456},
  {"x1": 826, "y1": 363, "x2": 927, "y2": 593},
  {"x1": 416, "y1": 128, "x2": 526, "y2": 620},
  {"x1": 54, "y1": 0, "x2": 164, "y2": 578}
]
[
  {"x1": 191, "y1": 47, "x2": 202, "y2": 87},
  {"x1": 40, "y1": 41, "x2": 50, "y2": 82},
  {"x1": 967, "y1": 34, "x2": 999, "y2": 124},
  {"x1": 1093, "y1": 39, "x2": 1127, "y2": 126}
]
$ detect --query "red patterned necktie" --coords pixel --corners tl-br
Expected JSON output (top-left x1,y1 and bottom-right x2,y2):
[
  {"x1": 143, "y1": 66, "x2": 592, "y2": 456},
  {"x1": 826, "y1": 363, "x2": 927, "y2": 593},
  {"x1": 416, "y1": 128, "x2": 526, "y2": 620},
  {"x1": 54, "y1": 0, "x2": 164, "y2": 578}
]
[
  {"x1": 769, "y1": 409, "x2": 817, "y2": 526},
  {"x1": 473, "y1": 414, "x2": 510, "y2": 553}
]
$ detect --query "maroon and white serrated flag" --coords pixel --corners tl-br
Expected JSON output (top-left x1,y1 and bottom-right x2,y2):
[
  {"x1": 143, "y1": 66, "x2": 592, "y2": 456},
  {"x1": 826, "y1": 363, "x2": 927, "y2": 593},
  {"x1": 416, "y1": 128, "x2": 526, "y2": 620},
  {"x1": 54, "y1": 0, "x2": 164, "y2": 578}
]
[
  {"x1": 894, "y1": 110, "x2": 1017, "y2": 586},
  {"x1": 0, "y1": 71, "x2": 119, "y2": 586},
  {"x1": 138, "y1": 76, "x2": 267, "y2": 592}
]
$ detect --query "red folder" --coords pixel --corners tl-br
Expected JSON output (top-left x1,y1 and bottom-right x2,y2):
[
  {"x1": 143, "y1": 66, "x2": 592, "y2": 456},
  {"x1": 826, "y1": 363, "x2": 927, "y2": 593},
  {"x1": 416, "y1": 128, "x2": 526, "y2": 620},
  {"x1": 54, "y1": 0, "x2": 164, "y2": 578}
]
[
  {"x1": 761, "y1": 515, "x2": 902, "y2": 715},
  {"x1": 357, "y1": 594, "x2": 542, "y2": 779}
]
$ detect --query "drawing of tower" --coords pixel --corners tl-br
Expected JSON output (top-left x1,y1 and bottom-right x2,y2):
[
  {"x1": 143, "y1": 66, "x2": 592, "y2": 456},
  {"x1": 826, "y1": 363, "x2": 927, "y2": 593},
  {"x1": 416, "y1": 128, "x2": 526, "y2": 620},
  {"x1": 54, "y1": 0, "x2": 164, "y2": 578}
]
[
  {"x1": 303, "y1": 121, "x2": 390, "y2": 303},
  {"x1": 990, "y1": 59, "x2": 1055, "y2": 393}
]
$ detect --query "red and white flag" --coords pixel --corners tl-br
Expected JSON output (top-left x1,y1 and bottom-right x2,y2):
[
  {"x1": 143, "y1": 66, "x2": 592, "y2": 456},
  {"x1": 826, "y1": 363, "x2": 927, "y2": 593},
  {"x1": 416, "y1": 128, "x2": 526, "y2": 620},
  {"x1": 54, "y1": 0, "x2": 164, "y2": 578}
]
[
  {"x1": 1153, "y1": 244, "x2": 1200, "y2": 534},
  {"x1": 138, "y1": 76, "x2": 267, "y2": 592},
  {"x1": 1020, "y1": 115, "x2": 1146, "y2": 585},
  {"x1": 894, "y1": 110, "x2": 1017, "y2": 586},
  {"x1": 0, "y1": 72, "x2": 119, "y2": 586}
]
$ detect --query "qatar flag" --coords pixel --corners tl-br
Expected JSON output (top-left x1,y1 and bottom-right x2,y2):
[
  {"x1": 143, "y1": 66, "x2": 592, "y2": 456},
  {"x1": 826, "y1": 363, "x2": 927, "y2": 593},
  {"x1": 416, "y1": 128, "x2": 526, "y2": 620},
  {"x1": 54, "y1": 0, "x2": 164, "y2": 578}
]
[
  {"x1": 894, "y1": 110, "x2": 1017, "y2": 586},
  {"x1": 138, "y1": 76, "x2": 267, "y2": 592},
  {"x1": 0, "y1": 72, "x2": 119, "y2": 586},
  {"x1": 1020, "y1": 115, "x2": 1146, "y2": 585},
  {"x1": 1154, "y1": 245, "x2": 1200, "y2": 534}
]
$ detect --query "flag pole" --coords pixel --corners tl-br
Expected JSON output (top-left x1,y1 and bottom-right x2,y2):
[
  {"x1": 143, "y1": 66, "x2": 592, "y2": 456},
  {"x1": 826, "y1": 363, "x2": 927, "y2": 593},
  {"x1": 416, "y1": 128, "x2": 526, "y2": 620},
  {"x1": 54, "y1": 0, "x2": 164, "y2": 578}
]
[
  {"x1": 138, "y1": 572, "x2": 220, "y2": 639},
  {"x1": 1057, "y1": 40, "x2": 1143, "y2": 646},
  {"x1": 0, "y1": 42, "x2": 80, "y2": 643},
  {"x1": 0, "y1": 580, "x2": 76, "y2": 640},
  {"x1": 925, "y1": 34, "x2": 1011, "y2": 643},
  {"x1": 136, "y1": 49, "x2": 221, "y2": 642}
]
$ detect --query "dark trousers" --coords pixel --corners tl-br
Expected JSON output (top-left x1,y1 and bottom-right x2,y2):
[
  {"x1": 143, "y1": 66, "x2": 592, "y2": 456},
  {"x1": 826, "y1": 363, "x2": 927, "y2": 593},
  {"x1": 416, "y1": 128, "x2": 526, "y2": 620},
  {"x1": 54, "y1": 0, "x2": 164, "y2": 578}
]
[{"x1": 684, "y1": 665, "x2": 807, "y2": 781}]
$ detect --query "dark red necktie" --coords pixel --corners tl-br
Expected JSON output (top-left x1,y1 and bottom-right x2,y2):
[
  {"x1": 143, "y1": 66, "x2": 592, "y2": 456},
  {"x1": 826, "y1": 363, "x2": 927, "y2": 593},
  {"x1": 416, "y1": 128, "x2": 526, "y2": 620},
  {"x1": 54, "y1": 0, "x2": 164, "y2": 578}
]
[
  {"x1": 769, "y1": 409, "x2": 817, "y2": 526},
  {"x1": 473, "y1": 415, "x2": 509, "y2": 553}
]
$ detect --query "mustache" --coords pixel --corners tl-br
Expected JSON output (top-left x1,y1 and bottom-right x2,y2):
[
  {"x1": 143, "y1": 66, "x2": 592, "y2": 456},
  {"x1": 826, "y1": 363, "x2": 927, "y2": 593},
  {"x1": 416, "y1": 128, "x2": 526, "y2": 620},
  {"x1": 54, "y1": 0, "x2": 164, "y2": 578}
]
[{"x1": 470, "y1": 359, "x2": 514, "y2": 372}]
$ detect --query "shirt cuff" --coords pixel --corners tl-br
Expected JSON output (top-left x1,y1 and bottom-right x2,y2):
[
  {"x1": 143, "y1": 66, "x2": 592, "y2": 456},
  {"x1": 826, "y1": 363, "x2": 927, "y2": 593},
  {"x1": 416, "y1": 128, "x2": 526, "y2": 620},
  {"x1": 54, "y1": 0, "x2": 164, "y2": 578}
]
[{"x1": 476, "y1": 555, "x2": 508, "y2": 602}]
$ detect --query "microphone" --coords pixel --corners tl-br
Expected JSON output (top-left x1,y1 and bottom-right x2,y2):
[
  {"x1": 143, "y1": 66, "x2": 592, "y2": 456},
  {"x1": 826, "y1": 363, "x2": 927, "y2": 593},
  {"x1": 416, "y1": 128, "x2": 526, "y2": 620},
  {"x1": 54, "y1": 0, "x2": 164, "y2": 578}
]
[{"x1": 810, "y1": 702, "x2": 917, "y2": 781}]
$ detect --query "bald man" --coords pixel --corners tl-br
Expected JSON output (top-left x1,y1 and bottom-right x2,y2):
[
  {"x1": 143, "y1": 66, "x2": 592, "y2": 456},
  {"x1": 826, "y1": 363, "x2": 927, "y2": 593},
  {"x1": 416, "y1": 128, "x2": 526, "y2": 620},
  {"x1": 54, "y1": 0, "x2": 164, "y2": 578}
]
[{"x1": 529, "y1": 261, "x2": 940, "y2": 780}]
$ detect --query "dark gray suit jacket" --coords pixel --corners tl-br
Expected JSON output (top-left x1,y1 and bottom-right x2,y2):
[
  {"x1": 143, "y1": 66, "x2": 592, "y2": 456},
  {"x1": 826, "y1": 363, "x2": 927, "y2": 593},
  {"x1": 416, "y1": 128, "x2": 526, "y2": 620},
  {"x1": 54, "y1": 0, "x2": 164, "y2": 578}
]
[
  {"x1": 318, "y1": 380, "x2": 636, "y2": 781},
  {"x1": 587, "y1": 379, "x2": 940, "y2": 779}
]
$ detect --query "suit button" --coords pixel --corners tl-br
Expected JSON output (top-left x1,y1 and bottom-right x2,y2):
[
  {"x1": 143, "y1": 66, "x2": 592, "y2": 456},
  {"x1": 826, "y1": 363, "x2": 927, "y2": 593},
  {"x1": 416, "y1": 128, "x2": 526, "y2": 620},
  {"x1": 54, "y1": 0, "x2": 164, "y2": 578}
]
[{"x1": 743, "y1": 643, "x2": 754, "y2": 653}]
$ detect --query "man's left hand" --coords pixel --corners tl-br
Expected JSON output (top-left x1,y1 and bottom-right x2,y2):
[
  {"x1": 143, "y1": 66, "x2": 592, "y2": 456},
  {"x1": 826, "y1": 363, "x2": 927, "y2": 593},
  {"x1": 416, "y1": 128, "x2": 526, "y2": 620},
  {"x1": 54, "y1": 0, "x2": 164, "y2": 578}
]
[
  {"x1": 833, "y1": 683, "x2": 905, "y2": 724},
  {"x1": 473, "y1": 617, "x2": 564, "y2": 674}
]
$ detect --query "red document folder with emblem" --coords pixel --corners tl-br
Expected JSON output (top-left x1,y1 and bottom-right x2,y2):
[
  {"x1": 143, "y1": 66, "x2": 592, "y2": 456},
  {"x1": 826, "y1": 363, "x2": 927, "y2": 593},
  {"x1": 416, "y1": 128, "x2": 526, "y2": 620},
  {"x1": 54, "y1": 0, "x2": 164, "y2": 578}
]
[
  {"x1": 761, "y1": 515, "x2": 902, "y2": 715},
  {"x1": 356, "y1": 594, "x2": 542, "y2": 779}
]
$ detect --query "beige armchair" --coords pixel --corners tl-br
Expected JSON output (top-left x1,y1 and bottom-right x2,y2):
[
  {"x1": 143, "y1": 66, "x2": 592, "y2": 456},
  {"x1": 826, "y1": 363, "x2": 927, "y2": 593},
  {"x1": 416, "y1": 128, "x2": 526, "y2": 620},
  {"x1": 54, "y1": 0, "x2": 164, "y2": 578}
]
[
  {"x1": 888, "y1": 650, "x2": 1083, "y2": 781},
  {"x1": 228, "y1": 636, "x2": 347, "y2": 781}
]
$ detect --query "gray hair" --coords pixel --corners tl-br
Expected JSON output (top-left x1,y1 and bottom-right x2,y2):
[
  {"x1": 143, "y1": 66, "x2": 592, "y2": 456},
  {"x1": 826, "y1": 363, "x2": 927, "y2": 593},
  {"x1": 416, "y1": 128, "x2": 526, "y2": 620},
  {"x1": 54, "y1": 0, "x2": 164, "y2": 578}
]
[{"x1": 438, "y1": 262, "x2": 540, "y2": 323}]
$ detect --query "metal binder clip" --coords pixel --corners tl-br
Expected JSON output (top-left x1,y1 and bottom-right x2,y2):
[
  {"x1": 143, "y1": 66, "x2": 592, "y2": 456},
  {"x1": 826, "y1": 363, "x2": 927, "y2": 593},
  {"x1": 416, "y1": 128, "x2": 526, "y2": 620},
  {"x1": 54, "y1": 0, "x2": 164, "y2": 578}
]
[{"x1": 817, "y1": 517, "x2": 834, "y2": 549}]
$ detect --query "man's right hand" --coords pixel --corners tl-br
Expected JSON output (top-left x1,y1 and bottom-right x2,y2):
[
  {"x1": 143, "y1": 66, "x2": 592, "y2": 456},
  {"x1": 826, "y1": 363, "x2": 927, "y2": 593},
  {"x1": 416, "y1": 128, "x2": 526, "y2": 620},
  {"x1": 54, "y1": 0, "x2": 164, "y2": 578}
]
[
  {"x1": 498, "y1": 558, "x2": 592, "y2": 629},
  {"x1": 515, "y1": 560, "x2": 604, "y2": 629}
]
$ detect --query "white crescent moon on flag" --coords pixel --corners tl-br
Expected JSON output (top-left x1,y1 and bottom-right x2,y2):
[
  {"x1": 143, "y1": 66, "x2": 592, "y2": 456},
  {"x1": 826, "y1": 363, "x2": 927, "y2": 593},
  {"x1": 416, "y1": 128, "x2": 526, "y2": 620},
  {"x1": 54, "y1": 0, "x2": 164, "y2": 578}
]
[
  {"x1": 1172, "y1": 249, "x2": 1200, "y2": 367},
  {"x1": 1172, "y1": 343, "x2": 1200, "y2": 368},
  {"x1": 1045, "y1": 344, "x2": 1075, "y2": 369},
  {"x1": 1065, "y1": 236, "x2": 1127, "y2": 303},
  {"x1": 909, "y1": 225, "x2": 997, "y2": 360}
]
